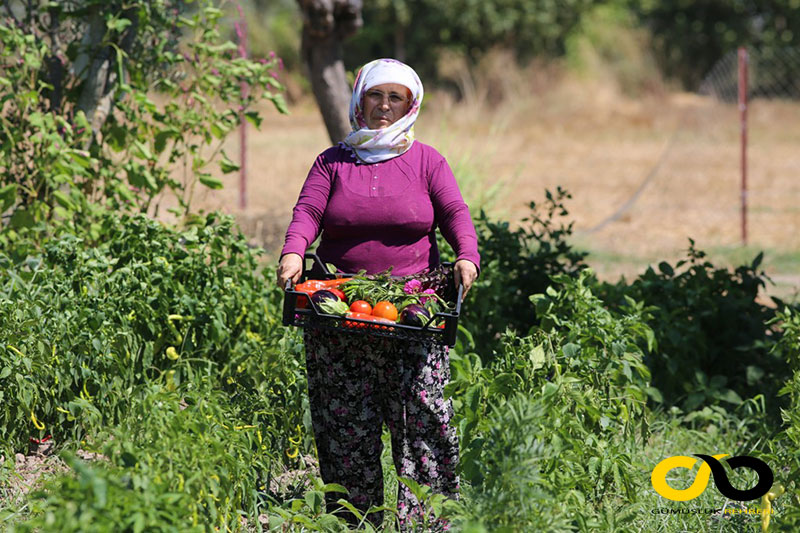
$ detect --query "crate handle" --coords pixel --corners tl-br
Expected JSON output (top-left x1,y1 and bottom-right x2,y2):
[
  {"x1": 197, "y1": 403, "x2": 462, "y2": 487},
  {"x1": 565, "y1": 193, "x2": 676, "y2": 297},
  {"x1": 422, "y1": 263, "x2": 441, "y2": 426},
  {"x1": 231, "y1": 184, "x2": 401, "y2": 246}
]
[
  {"x1": 282, "y1": 279, "x2": 297, "y2": 326},
  {"x1": 303, "y1": 252, "x2": 337, "y2": 279}
]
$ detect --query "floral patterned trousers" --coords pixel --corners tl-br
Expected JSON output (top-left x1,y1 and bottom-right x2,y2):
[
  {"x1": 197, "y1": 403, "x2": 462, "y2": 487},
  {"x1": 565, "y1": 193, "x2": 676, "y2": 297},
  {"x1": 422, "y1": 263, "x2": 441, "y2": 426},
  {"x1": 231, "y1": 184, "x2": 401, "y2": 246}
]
[{"x1": 303, "y1": 328, "x2": 459, "y2": 531}]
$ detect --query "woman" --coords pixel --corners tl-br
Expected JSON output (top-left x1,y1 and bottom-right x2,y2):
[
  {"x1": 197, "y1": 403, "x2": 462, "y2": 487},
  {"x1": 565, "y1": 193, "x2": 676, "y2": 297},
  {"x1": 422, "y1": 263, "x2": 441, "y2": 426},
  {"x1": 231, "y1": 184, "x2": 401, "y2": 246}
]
[{"x1": 277, "y1": 58, "x2": 479, "y2": 530}]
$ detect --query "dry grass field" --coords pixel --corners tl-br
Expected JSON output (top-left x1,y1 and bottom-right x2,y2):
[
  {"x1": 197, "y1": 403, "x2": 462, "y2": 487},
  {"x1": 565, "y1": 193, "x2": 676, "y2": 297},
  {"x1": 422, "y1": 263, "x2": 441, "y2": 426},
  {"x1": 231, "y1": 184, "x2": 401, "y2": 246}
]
[{"x1": 178, "y1": 74, "x2": 800, "y2": 300}]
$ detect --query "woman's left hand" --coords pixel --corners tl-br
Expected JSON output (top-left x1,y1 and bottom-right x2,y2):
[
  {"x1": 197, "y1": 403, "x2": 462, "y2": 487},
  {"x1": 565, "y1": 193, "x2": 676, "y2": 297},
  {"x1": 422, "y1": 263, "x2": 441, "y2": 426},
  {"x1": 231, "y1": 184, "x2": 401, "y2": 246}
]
[{"x1": 454, "y1": 259, "x2": 478, "y2": 297}]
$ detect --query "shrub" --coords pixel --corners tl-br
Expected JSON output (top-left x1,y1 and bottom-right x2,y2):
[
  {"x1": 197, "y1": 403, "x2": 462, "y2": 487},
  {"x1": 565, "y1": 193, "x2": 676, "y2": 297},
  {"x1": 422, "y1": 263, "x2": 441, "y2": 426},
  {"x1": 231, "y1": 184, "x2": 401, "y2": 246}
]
[
  {"x1": 0, "y1": 0, "x2": 286, "y2": 244},
  {"x1": 443, "y1": 187, "x2": 587, "y2": 359},
  {"x1": 10, "y1": 382, "x2": 272, "y2": 532},
  {"x1": 446, "y1": 270, "x2": 653, "y2": 531},
  {"x1": 598, "y1": 242, "x2": 787, "y2": 414},
  {"x1": 0, "y1": 212, "x2": 306, "y2": 461}
]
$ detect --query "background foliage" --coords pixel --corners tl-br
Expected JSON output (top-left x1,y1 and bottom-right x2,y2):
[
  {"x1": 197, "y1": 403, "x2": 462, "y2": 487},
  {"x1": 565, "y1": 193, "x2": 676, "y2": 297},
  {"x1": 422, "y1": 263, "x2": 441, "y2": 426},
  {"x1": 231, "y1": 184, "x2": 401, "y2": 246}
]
[{"x1": 336, "y1": 0, "x2": 800, "y2": 91}]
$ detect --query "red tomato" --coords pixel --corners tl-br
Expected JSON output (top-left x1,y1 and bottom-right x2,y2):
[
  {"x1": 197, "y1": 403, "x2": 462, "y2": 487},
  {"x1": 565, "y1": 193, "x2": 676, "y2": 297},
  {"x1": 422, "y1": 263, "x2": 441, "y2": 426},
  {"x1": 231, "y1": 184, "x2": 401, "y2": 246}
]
[
  {"x1": 349, "y1": 300, "x2": 372, "y2": 314},
  {"x1": 372, "y1": 301, "x2": 398, "y2": 321},
  {"x1": 329, "y1": 288, "x2": 346, "y2": 301}
]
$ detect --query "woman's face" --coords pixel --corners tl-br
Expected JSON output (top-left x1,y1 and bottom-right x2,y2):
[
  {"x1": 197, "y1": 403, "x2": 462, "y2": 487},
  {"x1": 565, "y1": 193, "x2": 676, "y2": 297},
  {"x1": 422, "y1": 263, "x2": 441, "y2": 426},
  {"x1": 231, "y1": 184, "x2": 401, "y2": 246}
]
[{"x1": 363, "y1": 83, "x2": 412, "y2": 129}]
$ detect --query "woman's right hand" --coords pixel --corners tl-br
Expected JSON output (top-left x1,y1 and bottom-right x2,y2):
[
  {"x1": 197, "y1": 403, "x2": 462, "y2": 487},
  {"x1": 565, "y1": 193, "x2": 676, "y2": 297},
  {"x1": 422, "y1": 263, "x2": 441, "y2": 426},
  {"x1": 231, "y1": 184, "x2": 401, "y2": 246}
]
[{"x1": 277, "y1": 253, "x2": 303, "y2": 289}]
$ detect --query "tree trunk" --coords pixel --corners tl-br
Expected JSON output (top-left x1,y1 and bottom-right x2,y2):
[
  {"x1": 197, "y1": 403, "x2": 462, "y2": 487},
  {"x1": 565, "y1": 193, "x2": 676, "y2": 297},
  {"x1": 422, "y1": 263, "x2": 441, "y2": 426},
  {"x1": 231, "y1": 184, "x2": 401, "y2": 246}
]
[
  {"x1": 302, "y1": 27, "x2": 352, "y2": 144},
  {"x1": 75, "y1": 6, "x2": 138, "y2": 147},
  {"x1": 297, "y1": 0, "x2": 362, "y2": 145}
]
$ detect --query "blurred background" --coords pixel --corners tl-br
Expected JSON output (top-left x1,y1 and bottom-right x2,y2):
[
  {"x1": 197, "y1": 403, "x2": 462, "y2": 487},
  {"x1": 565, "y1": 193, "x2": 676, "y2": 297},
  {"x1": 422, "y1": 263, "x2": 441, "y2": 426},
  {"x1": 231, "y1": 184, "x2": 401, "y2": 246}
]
[{"x1": 192, "y1": 0, "x2": 800, "y2": 300}]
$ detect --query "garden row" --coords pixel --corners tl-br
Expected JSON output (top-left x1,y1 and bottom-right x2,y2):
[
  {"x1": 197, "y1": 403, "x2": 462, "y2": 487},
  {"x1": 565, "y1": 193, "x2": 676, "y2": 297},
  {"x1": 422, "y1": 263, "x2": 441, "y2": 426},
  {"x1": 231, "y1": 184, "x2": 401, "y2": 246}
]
[{"x1": 1, "y1": 195, "x2": 799, "y2": 531}]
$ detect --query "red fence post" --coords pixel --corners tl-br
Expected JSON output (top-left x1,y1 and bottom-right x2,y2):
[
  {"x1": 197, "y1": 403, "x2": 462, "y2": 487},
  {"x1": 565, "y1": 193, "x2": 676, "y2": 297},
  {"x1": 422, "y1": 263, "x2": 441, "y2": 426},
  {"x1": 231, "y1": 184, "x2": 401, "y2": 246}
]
[
  {"x1": 236, "y1": 5, "x2": 248, "y2": 210},
  {"x1": 738, "y1": 47, "x2": 748, "y2": 245}
]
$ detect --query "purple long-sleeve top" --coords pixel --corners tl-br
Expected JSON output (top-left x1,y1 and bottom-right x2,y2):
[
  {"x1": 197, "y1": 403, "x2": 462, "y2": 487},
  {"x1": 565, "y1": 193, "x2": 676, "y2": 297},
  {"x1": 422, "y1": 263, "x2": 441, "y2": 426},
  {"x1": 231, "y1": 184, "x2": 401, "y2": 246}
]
[{"x1": 281, "y1": 141, "x2": 480, "y2": 276}]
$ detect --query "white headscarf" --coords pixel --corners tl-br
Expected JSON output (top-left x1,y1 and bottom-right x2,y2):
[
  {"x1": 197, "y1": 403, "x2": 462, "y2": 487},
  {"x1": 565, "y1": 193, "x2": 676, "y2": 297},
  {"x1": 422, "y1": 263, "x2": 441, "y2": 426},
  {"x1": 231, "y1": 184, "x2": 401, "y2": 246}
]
[{"x1": 342, "y1": 58, "x2": 424, "y2": 164}]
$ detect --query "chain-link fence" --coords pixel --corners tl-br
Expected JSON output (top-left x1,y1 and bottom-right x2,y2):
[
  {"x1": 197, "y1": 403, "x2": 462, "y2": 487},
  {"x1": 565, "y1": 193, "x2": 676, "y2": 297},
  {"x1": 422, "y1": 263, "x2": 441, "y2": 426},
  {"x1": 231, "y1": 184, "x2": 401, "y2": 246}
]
[{"x1": 588, "y1": 47, "x2": 800, "y2": 255}]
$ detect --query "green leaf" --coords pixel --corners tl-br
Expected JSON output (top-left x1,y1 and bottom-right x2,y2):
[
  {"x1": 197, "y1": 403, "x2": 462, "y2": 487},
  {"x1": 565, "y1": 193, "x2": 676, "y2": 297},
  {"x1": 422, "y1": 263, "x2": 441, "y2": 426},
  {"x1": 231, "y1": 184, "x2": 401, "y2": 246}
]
[
  {"x1": 108, "y1": 17, "x2": 132, "y2": 33},
  {"x1": 219, "y1": 152, "x2": 240, "y2": 174},
  {"x1": 133, "y1": 140, "x2": 153, "y2": 160},
  {"x1": 69, "y1": 150, "x2": 92, "y2": 169},
  {"x1": 140, "y1": 169, "x2": 157, "y2": 191},
  {"x1": 154, "y1": 130, "x2": 175, "y2": 154},
  {"x1": 621, "y1": 361, "x2": 632, "y2": 381},
  {"x1": 464, "y1": 383, "x2": 482, "y2": 415},
  {"x1": 716, "y1": 388, "x2": 743, "y2": 405},
  {"x1": 562, "y1": 342, "x2": 580, "y2": 358},
  {"x1": 131, "y1": 512, "x2": 145, "y2": 533},
  {"x1": 244, "y1": 110, "x2": 262, "y2": 128},
  {"x1": 52, "y1": 190, "x2": 76, "y2": 211},
  {"x1": 10, "y1": 208, "x2": 35, "y2": 229},
  {"x1": 684, "y1": 392, "x2": 705, "y2": 411},
  {"x1": 320, "y1": 483, "x2": 348, "y2": 494},
  {"x1": 198, "y1": 174, "x2": 224, "y2": 190},
  {"x1": 316, "y1": 515, "x2": 342, "y2": 528},
  {"x1": 319, "y1": 299, "x2": 349, "y2": 316},
  {"x1": 645, "y1": 386, "x2": 663, "y2": 403},
  {"x1": 746, "y1": 365, "x2": 765, "y2": 386},
  {"x1": 397, "y1": 476, "x2": 429, "y2": 501},
  {"x1": 0, "y1": 183, "x2": 17, "y2": 211},
  {"x1": 270, "y1": 93, "x2": 289, "y2": 115},
  {"x1": 92, "y1": 476, "x2": 108, "y2": 508},
  {"x1": 305, "y1": 490, "x2": 323, "y2": 514},
  {"x1": 489, "y1": 372, "x2": 520, "y2": 398},
  {"x1": 73, "y1": 110, "x2": 90, "y2": 132},
  {"x1": 210, "y1": 122, "x2": 225, "y2": 139},
  {"x1": 28, "y1": 111, "x2": 44, "y2": 129},
  {"x1": 429, "y1": 493, "x2": 446, "y2": 517},
  {"x1": 529, "y1": 344, "x2": 545, "y2": 369},
  {"x1": 291, "y1": 515, "x2": 317, "y2": 527},
  {"x1": 335, "y1": 498, "x2": 364, "y2": 521}
]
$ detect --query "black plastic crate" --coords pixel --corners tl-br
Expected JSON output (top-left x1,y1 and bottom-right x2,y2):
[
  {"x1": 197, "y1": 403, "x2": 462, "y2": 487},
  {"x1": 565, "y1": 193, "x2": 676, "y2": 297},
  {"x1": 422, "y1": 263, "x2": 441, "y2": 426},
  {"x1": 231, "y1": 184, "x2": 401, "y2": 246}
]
[{"x1": 282, "y1": 253, "x2": 463, "y2": 346}]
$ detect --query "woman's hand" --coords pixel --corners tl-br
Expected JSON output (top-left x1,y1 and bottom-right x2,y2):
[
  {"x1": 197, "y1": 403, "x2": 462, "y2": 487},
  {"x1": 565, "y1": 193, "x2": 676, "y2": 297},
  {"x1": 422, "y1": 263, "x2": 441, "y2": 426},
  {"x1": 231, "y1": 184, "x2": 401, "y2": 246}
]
[
  {"x1": 453, "y1": 259, "x2": 478, "y2": 297},
  {"x1": 277, "y1": 253, "x2": 303, "y2": 289}
]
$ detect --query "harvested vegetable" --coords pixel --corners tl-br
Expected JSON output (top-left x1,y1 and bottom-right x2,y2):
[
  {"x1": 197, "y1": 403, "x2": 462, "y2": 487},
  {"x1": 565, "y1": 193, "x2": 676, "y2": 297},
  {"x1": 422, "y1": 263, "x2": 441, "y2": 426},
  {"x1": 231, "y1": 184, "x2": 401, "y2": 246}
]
[
  {"x1": 310, "y1": 290, "x2": 339, "y2": 308},
  {"x1": 340, "y1": 266, "x2": 453, "y2": 311},
  {"x1": 318, "y1": 299, "x2": 350, "y2": 316},
  {"x1": 349, "y1": 300, "x2": 372, "y2": 314},
  {"x1": 328, "y1": 288, "x2": 346, "y2": 301},
  {"x1": 398, "y1": 304, "x2": 431, "y2": 327},
  {"x1": 319, "y1": 278, "x2": 352, "y2": 288},
  {"x1": 373, "y1": 301, "x2": 398, "y2": 321}
]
